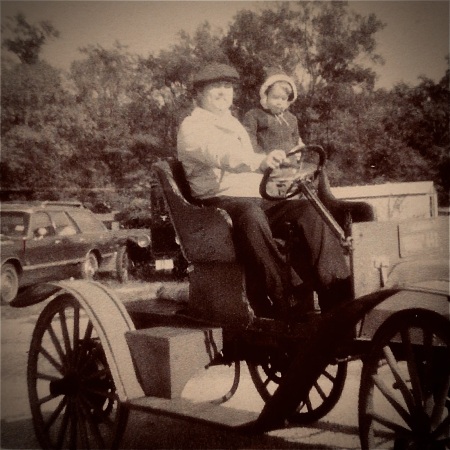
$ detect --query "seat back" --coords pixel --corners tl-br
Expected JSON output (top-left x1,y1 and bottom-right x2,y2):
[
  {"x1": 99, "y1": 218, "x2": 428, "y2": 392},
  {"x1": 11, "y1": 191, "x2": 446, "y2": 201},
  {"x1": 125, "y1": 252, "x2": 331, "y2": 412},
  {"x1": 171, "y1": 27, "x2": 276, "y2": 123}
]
[
  {"x1": 152, "y1": 159, "x2": 254, "y2": 327},
  {"x1": 152, "y1": 160, "x2": 236, "y2": 264}
]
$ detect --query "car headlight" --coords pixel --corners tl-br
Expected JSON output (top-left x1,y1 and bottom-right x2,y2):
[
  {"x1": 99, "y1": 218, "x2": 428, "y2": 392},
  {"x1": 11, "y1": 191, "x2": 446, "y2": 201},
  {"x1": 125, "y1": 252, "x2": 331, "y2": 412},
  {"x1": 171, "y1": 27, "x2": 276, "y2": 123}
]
[{"x1": 137, "y1": 235, "x2": 151, "y2": 248}]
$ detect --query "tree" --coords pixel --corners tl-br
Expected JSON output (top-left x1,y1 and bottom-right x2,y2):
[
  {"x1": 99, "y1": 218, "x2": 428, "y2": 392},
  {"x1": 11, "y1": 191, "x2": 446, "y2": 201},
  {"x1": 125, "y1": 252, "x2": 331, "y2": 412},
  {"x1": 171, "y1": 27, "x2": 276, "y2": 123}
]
[
  {"x1": 0, "y1": 57, "x2": 89, "y2": 190},
  {"x1": 223, "y1": 2, "x2": 384, "y2": 116},
  {"x1": 387, "y1": 72, "x2": 449, "y2": 153},
  {"x1": 2, "y1": 7, "x2": 448, "y2": 207},
  {"x1": 384, "y1": 68, "x2": 450, "y2": 204},
  {"x1": 1, "y1": 13, "x2": 60, "y2": 64},
  {"x1": 129, "y1": 22, "x2": 228, "y2": 161},
  {"x1": 1, "y1": 61, "x2": 65, "y2": 133},
  {"x1": 68, "y1": 43, "x2": 138, "y2": 187}
]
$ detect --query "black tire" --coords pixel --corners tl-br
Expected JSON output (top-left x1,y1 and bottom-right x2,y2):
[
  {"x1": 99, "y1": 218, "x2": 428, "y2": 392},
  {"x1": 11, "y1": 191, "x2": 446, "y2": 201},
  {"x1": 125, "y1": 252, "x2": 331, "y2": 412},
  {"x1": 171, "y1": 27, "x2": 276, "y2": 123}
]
[
  {"x1": 1, "y1": 262, "x2": 19, "y2": 304},
  {"x1": 80, "y1": 252, "x2": 99, "y2": 280},
  {"x1": 358, "y1": 308, "x2": 450, "y2": 450},
  {"x1": 27, "y1": 295, "x2": 129, "y2": 449},
  {"x1": 116, "y1": 245, "x2": 129, "y2": 283},
  {"x1": 248, "y1": 355, "x2": 347, "y2": 424}
]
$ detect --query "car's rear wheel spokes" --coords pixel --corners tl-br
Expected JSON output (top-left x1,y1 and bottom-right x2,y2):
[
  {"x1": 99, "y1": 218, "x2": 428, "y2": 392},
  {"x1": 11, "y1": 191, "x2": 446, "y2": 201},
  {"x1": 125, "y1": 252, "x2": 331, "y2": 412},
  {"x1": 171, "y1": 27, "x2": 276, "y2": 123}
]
[
  {"x1": 248, "y1": 354, "x2": 347, "y2": 424},
  {"x1": 27, "y1": 294, "x2": 128, "y2": 449},
  {"x1": 359, "y1": 309, "x2": 450, "y2": 450}
]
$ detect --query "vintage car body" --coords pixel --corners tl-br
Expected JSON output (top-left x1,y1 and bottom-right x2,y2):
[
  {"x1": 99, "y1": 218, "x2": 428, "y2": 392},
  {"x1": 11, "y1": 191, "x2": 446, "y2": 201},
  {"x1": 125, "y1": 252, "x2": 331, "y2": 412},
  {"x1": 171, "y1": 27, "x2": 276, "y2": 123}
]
[{"x1": 8, "y1": 156, "x2": 449, "y2": 450}]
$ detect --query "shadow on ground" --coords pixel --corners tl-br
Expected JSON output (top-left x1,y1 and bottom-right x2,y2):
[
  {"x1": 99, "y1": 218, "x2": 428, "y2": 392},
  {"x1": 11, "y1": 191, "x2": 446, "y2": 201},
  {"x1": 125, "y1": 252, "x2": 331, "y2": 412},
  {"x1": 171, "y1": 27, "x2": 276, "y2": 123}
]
[{"x1": 1, "y1": 412, "x2": 357, "y2": 449}]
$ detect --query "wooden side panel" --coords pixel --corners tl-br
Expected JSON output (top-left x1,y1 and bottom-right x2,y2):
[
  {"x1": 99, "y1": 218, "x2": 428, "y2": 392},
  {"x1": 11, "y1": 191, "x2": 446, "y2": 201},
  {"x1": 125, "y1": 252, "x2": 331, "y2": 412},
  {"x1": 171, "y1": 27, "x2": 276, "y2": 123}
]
[{"x1": 351, "y1": 217, "x2": 449, "y2": 298}]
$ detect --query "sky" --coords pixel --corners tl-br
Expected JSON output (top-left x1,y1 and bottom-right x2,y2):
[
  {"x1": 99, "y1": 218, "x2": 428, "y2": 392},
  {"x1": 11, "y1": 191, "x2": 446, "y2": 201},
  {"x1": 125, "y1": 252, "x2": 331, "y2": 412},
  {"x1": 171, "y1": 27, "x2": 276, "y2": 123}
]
[{"x1": 1, "y1": 1, "x2": 449, "y2": 89}]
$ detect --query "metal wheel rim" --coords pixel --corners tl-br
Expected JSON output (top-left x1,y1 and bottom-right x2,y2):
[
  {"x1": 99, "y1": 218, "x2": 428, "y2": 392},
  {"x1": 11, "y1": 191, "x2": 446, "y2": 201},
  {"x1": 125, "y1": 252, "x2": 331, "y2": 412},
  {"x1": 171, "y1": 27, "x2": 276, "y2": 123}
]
[
  {"x1": 84, "y1": 254, "x2": 98, "y2": 279},
  {"x1": 1, "y1": 264, "x2": 19, "y2": 303}
]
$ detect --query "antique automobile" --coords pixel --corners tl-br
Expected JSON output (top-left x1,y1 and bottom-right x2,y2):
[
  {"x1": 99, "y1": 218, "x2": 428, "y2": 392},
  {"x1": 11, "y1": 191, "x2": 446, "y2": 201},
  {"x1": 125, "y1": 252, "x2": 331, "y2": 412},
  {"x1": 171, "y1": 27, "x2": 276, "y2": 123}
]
[
  {"x1": 1, "y1": 201, "x2": 150, "y2": 303},
  {"x1": 11, "y1": 146, "x2": 449, "y2": 449}
]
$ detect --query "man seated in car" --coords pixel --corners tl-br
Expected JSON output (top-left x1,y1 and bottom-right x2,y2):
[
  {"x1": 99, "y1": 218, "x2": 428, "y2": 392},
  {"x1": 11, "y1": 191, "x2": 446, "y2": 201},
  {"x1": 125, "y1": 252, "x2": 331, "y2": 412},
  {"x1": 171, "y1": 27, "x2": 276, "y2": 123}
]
[{"x1": 177, "y1": 62, "x2": 351, "y2": 318}]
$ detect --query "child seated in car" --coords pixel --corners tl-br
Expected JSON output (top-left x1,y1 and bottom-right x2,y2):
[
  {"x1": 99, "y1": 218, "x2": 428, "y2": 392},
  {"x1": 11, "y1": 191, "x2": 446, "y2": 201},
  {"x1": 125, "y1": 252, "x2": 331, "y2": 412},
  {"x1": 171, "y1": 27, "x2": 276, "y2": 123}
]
[
  {"x1": 244, "y1": 69, "x2": 306, "y2": 198},
  {"x1": 243, "y1": 68, "x2": 305, "y2": 155}
]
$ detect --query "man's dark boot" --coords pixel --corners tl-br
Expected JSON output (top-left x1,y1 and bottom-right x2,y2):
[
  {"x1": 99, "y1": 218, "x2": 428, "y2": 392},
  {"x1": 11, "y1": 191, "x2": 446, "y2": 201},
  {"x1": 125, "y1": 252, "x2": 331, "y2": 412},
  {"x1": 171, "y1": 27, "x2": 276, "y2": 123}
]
[{"x1": 318, "y1": 277, "x2": 353, "y2": 314}]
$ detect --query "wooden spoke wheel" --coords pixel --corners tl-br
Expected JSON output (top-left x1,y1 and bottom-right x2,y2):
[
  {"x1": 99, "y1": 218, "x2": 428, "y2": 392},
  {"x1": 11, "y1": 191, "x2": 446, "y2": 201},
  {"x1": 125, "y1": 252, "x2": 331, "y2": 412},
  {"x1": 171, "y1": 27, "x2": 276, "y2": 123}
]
[
  {"x1": 359, "y1": 309, "x2": 450, "y2": 450},
  {"x1": 247, "y1": 352, "x2": 347, "y2": 424},
  {"x1": 27, "y1": 294, "x2": 129, "y2": 449}
]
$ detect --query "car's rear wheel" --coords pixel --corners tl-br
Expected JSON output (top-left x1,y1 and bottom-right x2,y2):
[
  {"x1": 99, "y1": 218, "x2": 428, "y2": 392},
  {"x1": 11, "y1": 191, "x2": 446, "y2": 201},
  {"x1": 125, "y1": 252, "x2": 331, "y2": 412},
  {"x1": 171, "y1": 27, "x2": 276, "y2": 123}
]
[
  {"x1": 248, "y1": 356, "x2": 347, "y2": 424},
  {"x1": 116, "y1": 246, "x2": 129, "y2": 283},
  {"x1": 1, "y1": 263, "x2": 19, "y2": 304},
  {"x1": 80, "y1": 252, "x2": 99, "y2": 280}
]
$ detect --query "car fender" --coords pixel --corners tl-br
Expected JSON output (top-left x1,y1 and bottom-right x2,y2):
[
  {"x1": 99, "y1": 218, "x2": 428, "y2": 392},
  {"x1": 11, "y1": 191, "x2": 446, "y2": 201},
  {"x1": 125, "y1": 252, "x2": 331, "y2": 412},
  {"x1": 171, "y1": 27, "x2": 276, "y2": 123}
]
[
  {"x1": 12, "y1": 280, "x2": 144, "y2": 402},
  {"x1": 253, "y1": 287, "x2": 401, "y2": 432},
  {"x1": 82, "y1": 247, "x2": 102, "y2": 264},
  {"x1": 114, "y1": 229, "x2": 151, "y2": 247},
  {"x1": 252, "y1": 285, "x2": 448, "y2": 432},
  {"x1": 1, "y1": 257, "x2": 23, "y2": 276},
  {"x1": 359, "y1": 279, "x2": 449, "y2": 340}
]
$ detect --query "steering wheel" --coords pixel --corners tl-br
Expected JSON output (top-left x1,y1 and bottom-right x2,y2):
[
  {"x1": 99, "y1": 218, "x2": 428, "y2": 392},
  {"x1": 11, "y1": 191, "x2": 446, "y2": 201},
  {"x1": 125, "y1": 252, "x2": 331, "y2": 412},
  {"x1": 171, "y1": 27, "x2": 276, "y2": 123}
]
[{"x1": 259, "y1": 145, "x2": 327, "y2": 201}]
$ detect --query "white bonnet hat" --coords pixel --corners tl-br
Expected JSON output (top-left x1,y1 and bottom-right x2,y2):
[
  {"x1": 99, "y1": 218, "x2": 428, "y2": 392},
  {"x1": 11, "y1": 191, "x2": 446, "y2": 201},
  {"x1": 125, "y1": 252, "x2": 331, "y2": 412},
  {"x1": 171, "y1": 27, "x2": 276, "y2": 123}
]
[{"x1": 259, "y1": 68, "x2": 298, "y2": 109}]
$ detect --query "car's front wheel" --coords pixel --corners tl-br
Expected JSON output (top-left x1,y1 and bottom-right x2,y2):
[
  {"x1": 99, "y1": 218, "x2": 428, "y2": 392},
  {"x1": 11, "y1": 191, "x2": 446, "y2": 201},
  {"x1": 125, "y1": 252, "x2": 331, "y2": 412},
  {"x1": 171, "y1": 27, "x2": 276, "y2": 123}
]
[
  {"x1": 1, "y1": 263, "x2": 19, "y2": 304},
  {"x1": 80, "y1": 252, "x2": 99, "y2": 280}
]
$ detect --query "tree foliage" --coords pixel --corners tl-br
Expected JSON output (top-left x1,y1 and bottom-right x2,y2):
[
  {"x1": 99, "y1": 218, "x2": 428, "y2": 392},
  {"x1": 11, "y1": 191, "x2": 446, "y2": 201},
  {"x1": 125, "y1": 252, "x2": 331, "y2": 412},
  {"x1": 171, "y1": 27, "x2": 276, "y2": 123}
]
[
  {"x1": 1, "y1": 4, "x2": 449, "y2": 207},
  {"x1": 2, "y1": 13, "x2": 60, "y2": 64}
]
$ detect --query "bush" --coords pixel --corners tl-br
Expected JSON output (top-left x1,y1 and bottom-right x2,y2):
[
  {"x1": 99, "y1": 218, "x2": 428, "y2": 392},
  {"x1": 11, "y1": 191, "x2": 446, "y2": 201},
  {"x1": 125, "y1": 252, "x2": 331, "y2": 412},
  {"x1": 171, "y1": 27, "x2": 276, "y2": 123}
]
[{"x1": 114, "y1": 198, "x2": 153, "y2": 229}]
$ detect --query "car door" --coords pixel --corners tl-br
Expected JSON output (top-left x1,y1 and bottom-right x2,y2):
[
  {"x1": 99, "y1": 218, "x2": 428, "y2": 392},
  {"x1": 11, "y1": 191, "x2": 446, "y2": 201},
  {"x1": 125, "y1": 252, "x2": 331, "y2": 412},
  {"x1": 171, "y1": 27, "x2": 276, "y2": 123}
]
[
  {"x1": 65, "y1": 209, "x2": 118, "y2": 262},
  {"x1": 24, "y1": 211, "x2": 67, "y2": 283},
  {"x1": 48, "y1": 210, "x2": 87, "y2": 277}
]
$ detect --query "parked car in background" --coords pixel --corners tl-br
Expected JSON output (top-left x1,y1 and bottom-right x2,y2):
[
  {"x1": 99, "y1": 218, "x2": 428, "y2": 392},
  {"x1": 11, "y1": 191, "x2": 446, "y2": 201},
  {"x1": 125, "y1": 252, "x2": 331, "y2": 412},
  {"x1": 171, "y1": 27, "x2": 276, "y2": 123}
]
[
  {"x1": 113, "y1": 178, "x2": 189, "y2": 280},
  {"x1": 1, "y1": 202, "x2": 150, "y2": 303}
]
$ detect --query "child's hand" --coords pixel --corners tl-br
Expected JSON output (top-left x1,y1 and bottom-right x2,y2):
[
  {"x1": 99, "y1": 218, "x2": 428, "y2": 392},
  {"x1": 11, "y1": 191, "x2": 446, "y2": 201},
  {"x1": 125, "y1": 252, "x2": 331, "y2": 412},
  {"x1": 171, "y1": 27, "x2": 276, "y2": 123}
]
[{"x1": 260, "y1": 149, "x2": 286, "y2": 171}]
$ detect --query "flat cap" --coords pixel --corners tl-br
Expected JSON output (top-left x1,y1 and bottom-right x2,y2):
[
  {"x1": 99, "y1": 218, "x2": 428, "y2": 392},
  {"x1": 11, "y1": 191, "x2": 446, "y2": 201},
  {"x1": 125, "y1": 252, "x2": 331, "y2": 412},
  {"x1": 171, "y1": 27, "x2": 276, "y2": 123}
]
[{"x1": 193, "y1": 63, "x2": 240, "y2": 87}]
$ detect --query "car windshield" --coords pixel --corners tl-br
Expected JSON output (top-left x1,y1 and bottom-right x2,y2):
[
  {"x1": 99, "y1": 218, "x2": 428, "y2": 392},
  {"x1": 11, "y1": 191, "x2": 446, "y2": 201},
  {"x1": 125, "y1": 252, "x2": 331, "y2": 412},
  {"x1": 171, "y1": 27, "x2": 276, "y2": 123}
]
[
  {"x1": 1, "y1": 211, "x2": 29, "y2": 237},
  {"x1": 66, "y1": 209, "x2": 106, "y2": 232}
]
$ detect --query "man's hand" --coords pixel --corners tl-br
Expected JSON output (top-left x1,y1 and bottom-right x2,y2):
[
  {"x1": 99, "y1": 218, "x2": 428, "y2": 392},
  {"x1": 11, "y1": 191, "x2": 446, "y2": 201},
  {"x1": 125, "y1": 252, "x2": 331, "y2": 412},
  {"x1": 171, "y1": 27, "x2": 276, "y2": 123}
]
[{"x1": 260, "y1": 149, "x2": 286, "y2": 171}]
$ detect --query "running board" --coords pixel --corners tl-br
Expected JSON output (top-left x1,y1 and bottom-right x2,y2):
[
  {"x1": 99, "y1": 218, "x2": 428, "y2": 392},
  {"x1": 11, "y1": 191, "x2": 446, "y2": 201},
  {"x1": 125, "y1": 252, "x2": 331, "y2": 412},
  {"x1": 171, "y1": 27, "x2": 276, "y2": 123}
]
[{"x1": 127, "y1": 396, "x2": 258, "y2": 429}]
